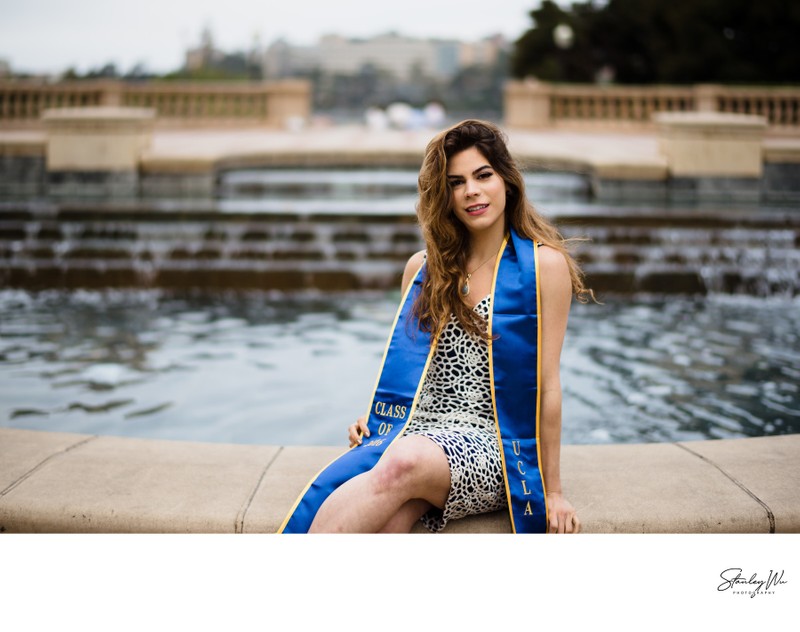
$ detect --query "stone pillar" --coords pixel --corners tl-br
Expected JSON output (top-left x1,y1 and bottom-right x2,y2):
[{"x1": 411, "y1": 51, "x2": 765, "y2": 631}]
[
  {"x1": 503, "y1": 79, "x2": 552, "y2": 129},
  {"x1": 654, "y1": 111, "x2": 767, "y2": 201},
  {"x1": 264, "y1": 80, "x2": 311, "y2": 129},
  {"x1": 42, "y1": 106, "x2": 155, "y2": 196},
  {"x1": 99, "y1": 81, "x2": 124, "y2": 107},
  {"x1": 694, "y1": 84, "x2": 722, "y2": 113}
]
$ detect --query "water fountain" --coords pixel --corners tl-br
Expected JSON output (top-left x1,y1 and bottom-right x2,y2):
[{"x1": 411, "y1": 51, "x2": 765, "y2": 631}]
[{"x1": 1, "y1": 169, "x2": 798, "y2": 296}]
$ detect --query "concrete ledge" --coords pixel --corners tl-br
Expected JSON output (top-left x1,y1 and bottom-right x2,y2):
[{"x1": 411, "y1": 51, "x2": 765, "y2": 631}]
[
  {"x1": 0, "y1": 131, "x2": 46, "y2": 157},
  {"x1": 42, "y1": 107, "x2": 155, "y2": 172},
  {"x1": 655, "y1": 112, "x2": 767, "y2": 178},
  {"x1": 1, "y1": 428, "x2": 797, "y2": 534},
  {"x1": 3, "y1": 126, "x2": 800, "y2": 202}
]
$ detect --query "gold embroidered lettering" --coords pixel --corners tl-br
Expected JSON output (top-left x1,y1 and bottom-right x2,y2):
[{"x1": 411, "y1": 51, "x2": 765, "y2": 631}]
[
  {"x1": 521, "y1": 479, "x2": 532, "y2": 496},
  {"x1": 377, "y1": 422, "x2": 394, "y2": 436},
  {"x1": 524, "y1": 501, "x2": 533, "y2": 516},
  {"x1": 374, "y1": 401, "x2": 407, "y2": 420},
  {"x1": 512, "y1": 440, "x2": 521, "y2": 456},
  {"x1": 517, "y1": 461, "x2": 526, "y2": 476}
]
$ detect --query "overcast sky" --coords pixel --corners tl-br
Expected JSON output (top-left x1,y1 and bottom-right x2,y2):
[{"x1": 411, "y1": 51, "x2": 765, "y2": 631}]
[{"x1": 0, "y1": 0, "x2": 548, "y2": 75}]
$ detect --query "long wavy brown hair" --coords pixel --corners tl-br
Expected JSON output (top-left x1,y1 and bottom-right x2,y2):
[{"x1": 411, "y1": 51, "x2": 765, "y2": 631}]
[{"x1": 414, "y1": 119, "x2": 592, "y2": 338}]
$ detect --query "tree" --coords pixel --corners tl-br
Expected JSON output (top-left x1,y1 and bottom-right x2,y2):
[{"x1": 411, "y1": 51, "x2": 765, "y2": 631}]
[
  {"x1": 511, "y1": 0, "x2": 600, "y2": 82},
  {"x1": 512, "y1": 0, "x2": 800, "y2": 84}
]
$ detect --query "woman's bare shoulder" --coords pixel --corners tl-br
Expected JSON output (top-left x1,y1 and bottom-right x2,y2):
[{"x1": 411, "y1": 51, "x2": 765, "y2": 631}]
[
  {"x1": 537, "y1": 244, "x2": 569, "y2": 277},
  {"x1": 401, "y1": 250, "x2": 426, "y2": 293},
  {"x1": 537, "y1": 245, "x2": 572, "y2": 300}
]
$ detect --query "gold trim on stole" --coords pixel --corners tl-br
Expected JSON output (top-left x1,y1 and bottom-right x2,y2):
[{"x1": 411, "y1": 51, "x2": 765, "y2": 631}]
[
  {"x1": 486, "y1": 234, "x2": 515, "y2": 532},
  {"x1": 533, "y1": 241, "x2": 550, "y2": 531}
]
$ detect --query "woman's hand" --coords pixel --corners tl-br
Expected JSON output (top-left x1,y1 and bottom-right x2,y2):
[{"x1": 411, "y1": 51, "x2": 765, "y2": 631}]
[
  {"x1": 348, "y1": 415, "x2": 370, "y2": 448},
  {"x1": 547, "y1": 491, "x2": 581, "y2": 534}
]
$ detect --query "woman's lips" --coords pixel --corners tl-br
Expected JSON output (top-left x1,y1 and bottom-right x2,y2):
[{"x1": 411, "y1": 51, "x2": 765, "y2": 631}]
[{"x1": 466, "y1": 204, "x2": 488, "y2": 216}]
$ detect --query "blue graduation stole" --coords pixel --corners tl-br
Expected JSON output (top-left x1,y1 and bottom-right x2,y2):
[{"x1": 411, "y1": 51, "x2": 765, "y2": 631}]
[{"x1": 278, "y1": 228, "x2": 548, "y2": 533}]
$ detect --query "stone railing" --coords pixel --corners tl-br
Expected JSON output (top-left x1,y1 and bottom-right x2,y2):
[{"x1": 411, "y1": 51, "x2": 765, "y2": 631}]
[
  {"x1": 0, "y1": 81, "x2": 109, "y2": 121},
  {"x1": 713, "y1": 86, "x2": 800, "y2": 134},
  {"x1": 505, "y1": 80, "x2": 800, "y2": 134},
  {"x1": 0, "y1": 79, "x2": 311, "y2": 129}
]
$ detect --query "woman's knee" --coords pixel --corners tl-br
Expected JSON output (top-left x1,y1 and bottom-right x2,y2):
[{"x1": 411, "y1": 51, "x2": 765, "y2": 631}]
[
  {"x1": 372, "y1": 448, "x2": 420, "y2": 495},
  {"x1": 370, "y1": 437, "x2": 449, "y2": 500}
]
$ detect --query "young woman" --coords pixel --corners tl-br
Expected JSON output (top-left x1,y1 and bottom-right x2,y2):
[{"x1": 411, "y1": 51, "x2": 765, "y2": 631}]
[{"x1": 281, "y1": 119, "x2": 591, "y2": 534}]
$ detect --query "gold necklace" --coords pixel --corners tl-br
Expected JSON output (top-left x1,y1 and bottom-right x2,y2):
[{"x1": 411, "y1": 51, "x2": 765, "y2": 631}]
[{"x1": 461, "y1": 252, "x2": 497, "y2": 297}]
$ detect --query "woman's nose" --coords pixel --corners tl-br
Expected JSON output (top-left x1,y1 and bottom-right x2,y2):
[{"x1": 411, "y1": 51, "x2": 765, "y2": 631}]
[{"x1": 465, "y1": 178, "x2": 480, "y2": 197}]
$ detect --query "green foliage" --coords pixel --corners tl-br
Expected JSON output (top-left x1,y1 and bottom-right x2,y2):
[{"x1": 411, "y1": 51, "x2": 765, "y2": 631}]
[
  {"x1": 160, "y1": 68, "x2": 251, "y2": 81},
  {"x1": 512, "y1": 0, "x2": 800, "y2": 83},
  {"x1": 161, "y1": 52, "x2": 262, "y2": 82}
]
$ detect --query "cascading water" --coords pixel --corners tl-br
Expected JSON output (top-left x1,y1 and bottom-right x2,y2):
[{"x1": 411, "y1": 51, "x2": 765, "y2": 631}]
[{"x1": 2, "y1": 169, "x2": 798, "y2": 296}]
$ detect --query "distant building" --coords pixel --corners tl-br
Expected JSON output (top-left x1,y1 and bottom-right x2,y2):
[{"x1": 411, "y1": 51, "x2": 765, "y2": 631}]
[
  {"x1": 0, "y1": 58, "x2": 11, "y2": 78},
  {"x1": 459, "y1": 34, "x2": 508, "y2": 68},
  {"x1": 315, "y1": 33, "x2": 457, "y2": 81},
  {"x1": 184, "y1": 27, "x2": 225, "y2": 71},
  {"x1": 260, "y1": 32, "x2": 508, "y2": 81},
  {"x1": 262, "y1": 39, "x2": 319, "y2": 78}
]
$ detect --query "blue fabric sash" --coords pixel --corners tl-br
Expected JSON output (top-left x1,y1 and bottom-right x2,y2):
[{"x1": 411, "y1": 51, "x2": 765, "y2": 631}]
[{"x1": 278, "y1": 228, "x2": 547, "y2": 533}]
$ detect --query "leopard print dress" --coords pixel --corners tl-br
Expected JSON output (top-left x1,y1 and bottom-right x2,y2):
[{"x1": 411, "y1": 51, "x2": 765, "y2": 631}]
[{"x1": 401, "y1": 293, "x2": 507, "y2": 532}]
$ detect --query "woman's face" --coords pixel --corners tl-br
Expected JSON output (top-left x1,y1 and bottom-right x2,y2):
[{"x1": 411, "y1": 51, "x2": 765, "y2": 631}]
[{"x1": 446, "y1": 146, "x2": 507, "y2": 237}]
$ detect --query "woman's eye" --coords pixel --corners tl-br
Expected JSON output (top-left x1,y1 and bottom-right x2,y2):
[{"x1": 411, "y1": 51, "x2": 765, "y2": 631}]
[{"x1": 478, "y1": 172, "x2": 492, "y2": 179}]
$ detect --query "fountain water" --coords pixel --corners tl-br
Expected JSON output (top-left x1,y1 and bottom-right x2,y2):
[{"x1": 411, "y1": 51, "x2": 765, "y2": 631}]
[{"x1": 1, "y1": 169, "x2": 797, "y2": 297}]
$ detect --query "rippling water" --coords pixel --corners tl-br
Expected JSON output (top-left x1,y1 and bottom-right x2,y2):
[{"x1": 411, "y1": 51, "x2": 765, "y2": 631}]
[{"x1": 1, "y1": 289, "x2": 797, "y2": 446}]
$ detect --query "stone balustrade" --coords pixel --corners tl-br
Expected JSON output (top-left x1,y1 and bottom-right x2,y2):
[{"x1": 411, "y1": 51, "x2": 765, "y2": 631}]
[
  {"x1": 0, "y1": 79, "x2": 311, "y2": 129},
  {"x1": 0, "y1": 81, "x2": 109, "y2": 121},
  {"x1": 505, "y1": 80, "x2": 800, "y2": 135},
  {"x1": 715, "y1": 86, "x2": 800, "y2": 132}
]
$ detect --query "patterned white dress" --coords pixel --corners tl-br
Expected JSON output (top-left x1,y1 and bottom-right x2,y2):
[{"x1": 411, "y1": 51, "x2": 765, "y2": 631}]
[{"x1": 401, "y1": 294, "x2": 507, "y2": 532}]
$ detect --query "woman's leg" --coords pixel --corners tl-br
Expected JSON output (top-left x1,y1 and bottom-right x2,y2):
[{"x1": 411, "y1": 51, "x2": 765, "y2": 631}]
[
  {"x1": 377, "y1": 499, "x2": 431, "y2": 533},
  {"x1": 309, "y1": 435, "x2": 450, "y2": 533}
]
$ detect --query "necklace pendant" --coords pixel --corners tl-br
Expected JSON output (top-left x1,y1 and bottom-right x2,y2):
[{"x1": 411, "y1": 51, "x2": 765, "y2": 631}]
[{"x1": 461, "y1": 279, "x2": 470, "y2": 296}]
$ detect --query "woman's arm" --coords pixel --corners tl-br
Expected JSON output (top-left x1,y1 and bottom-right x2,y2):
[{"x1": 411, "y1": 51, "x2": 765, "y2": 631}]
[{"x1": 537, "y1": 245, "x2": 580, "y2": 534}]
